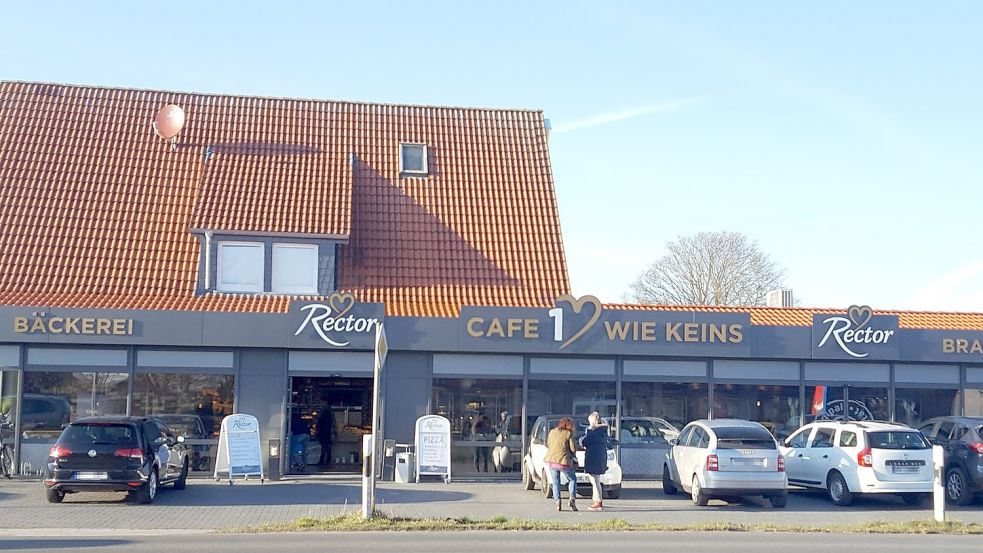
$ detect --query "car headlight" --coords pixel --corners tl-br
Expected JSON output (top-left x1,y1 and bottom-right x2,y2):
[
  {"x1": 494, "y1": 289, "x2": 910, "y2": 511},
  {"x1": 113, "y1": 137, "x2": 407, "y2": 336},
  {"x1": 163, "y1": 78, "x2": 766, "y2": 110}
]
[{"x1": 607, "y1": 451, "x2": 615, "y2": 461}]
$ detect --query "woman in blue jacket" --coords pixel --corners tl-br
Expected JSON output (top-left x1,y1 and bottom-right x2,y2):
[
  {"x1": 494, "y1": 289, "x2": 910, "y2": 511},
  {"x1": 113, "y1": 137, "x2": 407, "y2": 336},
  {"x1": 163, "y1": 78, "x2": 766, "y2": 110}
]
[{"x1": 580, "y1": 411, "x2": 609, "y2": 511}]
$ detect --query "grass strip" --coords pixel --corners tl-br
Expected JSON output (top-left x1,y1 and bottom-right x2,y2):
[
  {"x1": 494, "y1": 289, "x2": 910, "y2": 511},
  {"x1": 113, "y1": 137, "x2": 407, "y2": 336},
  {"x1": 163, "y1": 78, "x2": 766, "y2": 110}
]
[{"x1": 232, "y1": 513, "x2": 983, "y2": 535}]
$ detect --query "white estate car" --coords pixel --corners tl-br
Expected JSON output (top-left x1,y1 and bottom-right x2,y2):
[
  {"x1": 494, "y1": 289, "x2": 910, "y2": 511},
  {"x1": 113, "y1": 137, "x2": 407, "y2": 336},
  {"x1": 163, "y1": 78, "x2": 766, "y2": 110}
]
[
  {"x1": 663, "y1": 419, "x2": 788, "y2": 507},
  {"x1": 780, "y1": 421, "x2": 933, "y2": 506},
  {"x1": 521, "y1": 415, "x2": 622, "y2": 499}
]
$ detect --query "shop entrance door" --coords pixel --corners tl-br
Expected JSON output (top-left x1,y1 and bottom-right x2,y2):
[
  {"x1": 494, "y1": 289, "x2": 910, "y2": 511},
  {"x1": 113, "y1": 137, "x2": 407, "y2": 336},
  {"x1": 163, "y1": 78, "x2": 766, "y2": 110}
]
[
  {"x1": 286, "y1": 376, "x2": 373, "y2": 474},
  {"x1": 0, "y1": 369, "x2": 20, "y2": 476}
]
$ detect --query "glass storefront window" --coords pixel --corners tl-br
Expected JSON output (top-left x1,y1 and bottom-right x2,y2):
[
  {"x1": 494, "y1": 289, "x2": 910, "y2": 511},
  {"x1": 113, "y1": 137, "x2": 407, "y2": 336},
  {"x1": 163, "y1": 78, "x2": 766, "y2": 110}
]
[
  {"x1": 432, "y1": 378, "x2": 521, "y2": 476},
  {"x1": 527, "y1": 379, "x2": 617, "y2": 424},
  {"x1": 965, "y1": 388, "x2": 983, "y2": 417},
  {"x1": 805, "y1": 385, "x2": 889, "y2": 423},
  {"x1": 713, "y1": 384, "x2": 800, "y2": 440},
  {"x1": 21, "y1": 371, "x2": 128, "y2": 474},
  {"x1": 1, "y1": 370, "x2": 18, "y2": 475},
  {"x1": 622, "y1": 381, "x2": 708, "y2": 430},
  {"x1": 894, "y1": 388, "x2": 960, "y2": 427},
  {"x1": 132, "y1": 373, "x2": 235, "y2": 473}
]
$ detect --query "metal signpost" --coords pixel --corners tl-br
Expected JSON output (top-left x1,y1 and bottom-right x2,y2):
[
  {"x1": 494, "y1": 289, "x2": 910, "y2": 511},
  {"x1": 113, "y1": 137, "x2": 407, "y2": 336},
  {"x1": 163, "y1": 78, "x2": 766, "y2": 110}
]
[
  {"x1": 213, "y1": 413, "x2": 264, "y2": 485},
  {"x1": 363, "y1": 322, "x2": 388, "y2": 519}
]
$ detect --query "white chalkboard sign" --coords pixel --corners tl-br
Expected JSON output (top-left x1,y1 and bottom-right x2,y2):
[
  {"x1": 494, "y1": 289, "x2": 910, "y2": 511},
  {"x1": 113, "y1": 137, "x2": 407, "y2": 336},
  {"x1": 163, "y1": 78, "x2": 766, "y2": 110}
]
[
  {"x1": 414, "y1": 415, "x2": 451, "y2": 483},
  {"x1": 214, "y1": 414, "x2": 264, "y2": 484}
]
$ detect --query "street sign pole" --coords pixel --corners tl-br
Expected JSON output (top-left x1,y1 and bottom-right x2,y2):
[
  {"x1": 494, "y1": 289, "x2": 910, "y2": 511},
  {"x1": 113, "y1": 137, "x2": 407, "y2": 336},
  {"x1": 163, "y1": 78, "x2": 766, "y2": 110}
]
[{"x1": 363, "y1": 322, "x2": 388, "y2": 519}]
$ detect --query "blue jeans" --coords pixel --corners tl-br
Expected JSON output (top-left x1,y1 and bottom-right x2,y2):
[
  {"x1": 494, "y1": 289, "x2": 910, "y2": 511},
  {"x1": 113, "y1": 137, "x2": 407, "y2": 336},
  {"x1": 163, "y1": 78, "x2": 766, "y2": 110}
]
[{"x1": 548, "y1": 466, "x2": 577, "y2": 502}]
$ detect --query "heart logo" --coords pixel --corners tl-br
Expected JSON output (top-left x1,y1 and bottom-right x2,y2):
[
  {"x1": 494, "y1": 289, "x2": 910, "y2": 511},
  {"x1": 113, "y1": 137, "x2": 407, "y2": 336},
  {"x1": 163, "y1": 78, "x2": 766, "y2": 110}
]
[
  {"x1": 555, "y1": 294, "x2": 603, "y2": 349},
  {"x1": 327, "y1": 292, "x2": 356, "y2": 318},
  {"x1": 847, "y1": 305, "x2": 873, "y2": 329}
]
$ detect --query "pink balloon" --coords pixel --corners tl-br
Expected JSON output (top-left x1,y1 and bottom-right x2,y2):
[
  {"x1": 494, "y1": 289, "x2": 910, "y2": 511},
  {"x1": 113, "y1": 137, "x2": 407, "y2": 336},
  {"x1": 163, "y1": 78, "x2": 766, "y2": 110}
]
[{"x1": 154, "y1": 104, "x2": 186, "y2": 139}]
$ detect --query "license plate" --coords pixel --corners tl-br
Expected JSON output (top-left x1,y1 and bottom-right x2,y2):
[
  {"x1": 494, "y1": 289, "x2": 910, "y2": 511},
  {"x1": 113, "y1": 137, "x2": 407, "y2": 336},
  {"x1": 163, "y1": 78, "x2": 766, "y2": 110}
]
[
  {"x1": 732, "y1": 458, "x2": 763, "y2": 466},
  {"x1": 891, "y1": 466, "x2": 919, "y2": 474},
  {"x1": 74, "y1": 471, "x2": 108, "y2": 480},
  {"x1": 576, "y1": 474, "x2": 590, "y2": 483}
]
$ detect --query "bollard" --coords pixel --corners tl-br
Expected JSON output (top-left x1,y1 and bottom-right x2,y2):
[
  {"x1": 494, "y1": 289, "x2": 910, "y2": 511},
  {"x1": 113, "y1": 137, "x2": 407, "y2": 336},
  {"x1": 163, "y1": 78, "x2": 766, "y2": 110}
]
[
  {"x1": 362, "y1": 434, "x2": 374, "y2": 519},
  {"x1": 933, "y1": 444, "x2": 945, "y2": 522}
]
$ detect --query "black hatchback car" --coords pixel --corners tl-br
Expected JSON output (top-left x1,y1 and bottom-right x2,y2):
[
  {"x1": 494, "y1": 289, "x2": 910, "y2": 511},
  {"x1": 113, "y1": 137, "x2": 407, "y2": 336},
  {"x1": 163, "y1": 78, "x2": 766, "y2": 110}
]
[
  {"x1": 43, "y1": 416, "x2": 190, "y2": 504},
  {"x1": 918, "y1": 416, "x2": 983, "y2": 505}
]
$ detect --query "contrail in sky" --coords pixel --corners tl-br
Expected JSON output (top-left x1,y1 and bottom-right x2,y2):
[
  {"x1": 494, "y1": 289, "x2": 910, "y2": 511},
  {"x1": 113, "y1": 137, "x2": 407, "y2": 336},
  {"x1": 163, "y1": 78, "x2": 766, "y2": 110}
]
[{"x1": 552, "y1": 99, "x2": 699, "y2": 133}]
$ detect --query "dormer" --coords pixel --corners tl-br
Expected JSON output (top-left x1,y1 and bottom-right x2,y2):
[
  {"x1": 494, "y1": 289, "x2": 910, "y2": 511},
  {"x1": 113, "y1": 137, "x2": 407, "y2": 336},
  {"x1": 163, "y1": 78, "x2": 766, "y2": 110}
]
[{"x1": 188, "y1": 142, "x2": 353, "y2": 296}]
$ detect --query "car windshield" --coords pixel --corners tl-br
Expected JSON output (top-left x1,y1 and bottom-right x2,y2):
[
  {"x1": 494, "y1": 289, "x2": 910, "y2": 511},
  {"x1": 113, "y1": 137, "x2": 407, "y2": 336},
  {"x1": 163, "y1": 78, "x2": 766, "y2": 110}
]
[
  {"x1": 866, "y1": 431, "x2": 930, "y2": 450},
  {"x1": 61, "y1": 423, "x2": 136, "y2": 446},
  {"x1": 712, "y1": 426, "x2": 777, "y2": 450}
]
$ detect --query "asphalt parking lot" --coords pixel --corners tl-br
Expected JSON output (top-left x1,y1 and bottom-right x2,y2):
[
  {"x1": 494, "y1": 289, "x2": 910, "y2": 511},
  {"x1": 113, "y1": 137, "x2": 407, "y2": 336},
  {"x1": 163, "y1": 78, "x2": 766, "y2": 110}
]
[{"x1": 1, "y1": 476, "x2": 981, "y2": 533}]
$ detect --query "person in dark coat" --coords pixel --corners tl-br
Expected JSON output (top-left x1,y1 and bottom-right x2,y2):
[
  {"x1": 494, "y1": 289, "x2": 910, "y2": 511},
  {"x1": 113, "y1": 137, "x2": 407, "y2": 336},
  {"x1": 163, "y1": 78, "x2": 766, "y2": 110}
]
[
  {"x1": 580, "y1": 411, "x2": 609, "y2": 511},
  {"x1": 316, "y1": 407, "x2": 336, "y2": 467}
]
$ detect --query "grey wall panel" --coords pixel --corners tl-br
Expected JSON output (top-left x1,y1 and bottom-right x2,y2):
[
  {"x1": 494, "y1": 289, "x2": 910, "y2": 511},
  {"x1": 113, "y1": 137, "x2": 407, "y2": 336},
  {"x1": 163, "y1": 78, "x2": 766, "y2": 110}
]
[
  {"x1": 27, "y1": 347, "x2": 127, "y2": 367},
  {"x1": 714, "y1": 360, "x2": 798, "y2": 381},
  {"x1": 0, "y1": 345, "x2": 19, "y2": 367},
  {"x1": 383, "y1": 352, "x2": 431, "y2": 444},
  {"x1": 894, "y1": 364, "x2": 959, "y2": 385},
  {"x1": 623, "y1": 360, "x2": 706, "y2": 379},
  {"x1": 530, "y1": 357, "x2": 615, "y2": 376},
  {"x1": 288, "y1": 351, "x2": 373, "y2": 374},
  {"x1": 804, "y1": 362, "x2": 890, "y2": 383},
  {"x1": 137, "y1": 350, "x2": 234, "y2": 369},
  {"x1": 432, "y1": 354, "x2": 523, "y2": 376},
  {"x1": 968, "y1": 367, "x2": 983, "y2": 384},
  {"x1": 237, "y1": 349, "x2": 288, "y2": 473}
]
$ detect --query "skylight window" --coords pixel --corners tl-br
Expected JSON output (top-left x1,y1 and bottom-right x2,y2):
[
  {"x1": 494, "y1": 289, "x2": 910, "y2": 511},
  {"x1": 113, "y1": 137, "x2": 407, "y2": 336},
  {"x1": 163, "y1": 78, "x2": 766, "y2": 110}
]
[{"x1": 400, "y1": 143, "x2": 428, "y2": 175}]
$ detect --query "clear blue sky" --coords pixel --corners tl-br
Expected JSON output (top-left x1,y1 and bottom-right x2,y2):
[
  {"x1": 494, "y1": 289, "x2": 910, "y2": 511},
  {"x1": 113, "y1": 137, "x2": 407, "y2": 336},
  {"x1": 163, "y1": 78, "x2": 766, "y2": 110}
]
[{"x1": 3, "y1": 2, "x2": 981, "y2": 311}]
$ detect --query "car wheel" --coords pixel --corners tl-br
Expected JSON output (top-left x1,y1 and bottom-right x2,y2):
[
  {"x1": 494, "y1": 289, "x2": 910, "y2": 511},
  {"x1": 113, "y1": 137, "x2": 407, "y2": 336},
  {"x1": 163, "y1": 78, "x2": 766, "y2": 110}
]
[
  {"x1": 946, "y1": 467, "x2": 974, "y2": 506},
  {"x1": 604, "y1": 485, "x2": 621, "y2": 499},
  {"x1": 691, "y1": 475, "x2": 708, "y2": 506},
  {"x1": 45, "y1": 487, "x2": 65, "y2": 503},
  {"x1": 541, "y1": 470, "x2": 553, "y2": 499},
  {"x1": 901, "y1": 493, "x2": 927, "y2": 507},
  {"x1": 521, "y1": 462, "x2": 535, "y2": 491},
  {"x1": 827, "y1": 471, "x2": 853, "y2": 506},
  {"x1": 662, "y1": 464, "x2": 678, "y2": 495},
  {"x1": 769, "y1": 492, "x2": 788, "y2": 508},
  {"x1": 173, "y1": 459, "x2": 189, "y2": 490},
  {"x1": 136, "y1": 469, "x2": 158, "y2": 504}
]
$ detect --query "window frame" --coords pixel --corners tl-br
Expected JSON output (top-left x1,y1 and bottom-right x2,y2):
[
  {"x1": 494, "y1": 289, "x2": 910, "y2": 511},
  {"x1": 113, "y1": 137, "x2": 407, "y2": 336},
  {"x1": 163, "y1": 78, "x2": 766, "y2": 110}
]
[
  {"x1": 272, "y1": 243, "x2": 319, "y2": 294},
  {"x1": 399, "y1": 143, "x2": 428, "y2": 175},
  {"x1": 216, "y1": 241, "x2": 265, "y2": 293}
]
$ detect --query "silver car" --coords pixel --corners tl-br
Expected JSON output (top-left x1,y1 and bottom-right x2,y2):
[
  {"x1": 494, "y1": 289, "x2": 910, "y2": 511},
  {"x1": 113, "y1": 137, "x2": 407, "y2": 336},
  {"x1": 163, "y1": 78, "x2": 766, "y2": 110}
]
[{"x1": 663, "y1": 419, "x2": 788, "y2": 507}]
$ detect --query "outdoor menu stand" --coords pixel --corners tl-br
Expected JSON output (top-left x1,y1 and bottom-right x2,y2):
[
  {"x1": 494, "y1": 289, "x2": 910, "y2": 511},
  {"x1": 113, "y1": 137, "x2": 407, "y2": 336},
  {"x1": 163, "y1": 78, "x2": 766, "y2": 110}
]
[
  {"x1": 213, "y1": 413, "x2": 265, "y2": 485},
  {"x1": 414, "y1": 415, "x2": 451, "y2": 484}
]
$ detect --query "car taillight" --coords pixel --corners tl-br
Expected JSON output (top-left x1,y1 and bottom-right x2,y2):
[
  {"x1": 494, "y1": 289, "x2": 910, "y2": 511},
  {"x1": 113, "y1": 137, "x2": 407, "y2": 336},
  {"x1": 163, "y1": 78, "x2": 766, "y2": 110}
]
[
  {"x1": 777, "y1": 454, "x2": 785, "y2": 472},
  {"x1": 114, "y1": 447, "x2": 144, "y2": 460},
  {"x1": 48, "y1": 445, "x2": 72, "y2": 459},
  {"x1": 706, "y1": 454, "x2": 718, "y2": 472},
  {"x1": 968, "y1": 442, "x2": 983, "y2": 454},
  {"x1": 858, "y1": 447, "x2": 873, "y2": 467}
]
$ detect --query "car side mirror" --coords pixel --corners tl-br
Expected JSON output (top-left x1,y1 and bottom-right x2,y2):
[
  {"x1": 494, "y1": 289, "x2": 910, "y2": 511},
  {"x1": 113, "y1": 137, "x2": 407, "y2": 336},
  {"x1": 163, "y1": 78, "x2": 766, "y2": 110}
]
[
  {"x1": 531, "y1": 437, "x2": 543, "y2": 445},
  {"x1": 668, "y1": 438, "x2": 677, "y2": 446}
]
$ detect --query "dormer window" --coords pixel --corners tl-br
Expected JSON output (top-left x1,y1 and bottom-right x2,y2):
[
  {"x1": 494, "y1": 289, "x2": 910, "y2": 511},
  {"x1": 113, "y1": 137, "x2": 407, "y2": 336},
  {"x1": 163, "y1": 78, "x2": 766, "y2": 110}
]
[
  {"x1": 216, "y1": 242, "x2": 264, "y2": 292},
  {"x1": 400, "y1": 143, "x2": 428, "y2": 175},
  {"x1": 272, "y1": 243, "x2": 318, "y2": 294}
]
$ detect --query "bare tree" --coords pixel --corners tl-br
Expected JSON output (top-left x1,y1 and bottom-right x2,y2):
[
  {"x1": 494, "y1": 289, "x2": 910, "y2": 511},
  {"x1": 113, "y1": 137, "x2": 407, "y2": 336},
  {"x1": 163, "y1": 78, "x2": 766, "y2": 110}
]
[{"x1": 629, "y1": 231, "x2": 786, "y2": 306}]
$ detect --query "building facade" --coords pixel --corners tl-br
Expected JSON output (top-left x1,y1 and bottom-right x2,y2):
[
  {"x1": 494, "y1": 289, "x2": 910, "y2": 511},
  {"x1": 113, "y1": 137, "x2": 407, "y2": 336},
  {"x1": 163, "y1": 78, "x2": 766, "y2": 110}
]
[{"x1": 1, "y1": 82, "x2": 981, "y2": 479}]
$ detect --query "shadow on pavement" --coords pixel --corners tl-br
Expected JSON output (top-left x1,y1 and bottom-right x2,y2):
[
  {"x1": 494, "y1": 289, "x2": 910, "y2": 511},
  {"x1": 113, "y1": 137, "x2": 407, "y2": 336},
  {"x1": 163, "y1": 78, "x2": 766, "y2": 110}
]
[
  {"x1": 139, "y1": 482, "x2": 473, "y2": 507},
  {"x1": 0, "y1": 538, "x2": 131, "y2": 550}
]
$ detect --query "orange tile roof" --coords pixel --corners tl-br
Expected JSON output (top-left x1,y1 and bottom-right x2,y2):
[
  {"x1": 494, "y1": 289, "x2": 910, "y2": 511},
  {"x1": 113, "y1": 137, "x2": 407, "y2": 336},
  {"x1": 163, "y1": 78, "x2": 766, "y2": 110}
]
[
  {"x1": 606, "y1": 303, "x2": 983, "y2": 331},
  {"x1": 0, "y1": 81, "x2": 569, "y2": 316}
]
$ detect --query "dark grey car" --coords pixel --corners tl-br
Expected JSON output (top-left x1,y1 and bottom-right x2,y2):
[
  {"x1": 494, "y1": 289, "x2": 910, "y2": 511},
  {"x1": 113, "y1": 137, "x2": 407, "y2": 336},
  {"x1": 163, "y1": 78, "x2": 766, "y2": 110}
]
[{"x1": 917, "y1": 416, "x2": 983, "y2": 505}]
